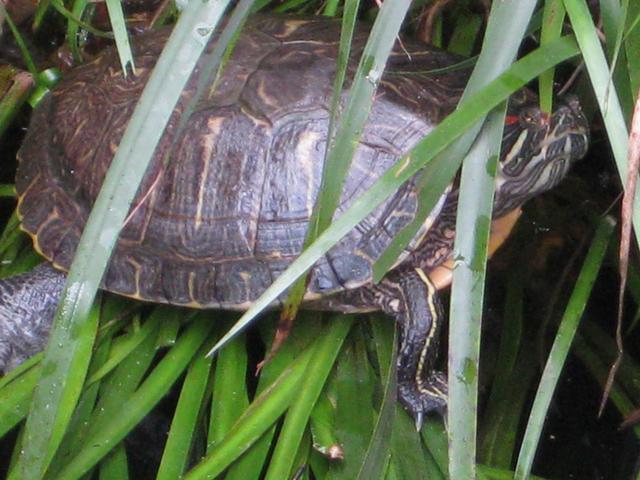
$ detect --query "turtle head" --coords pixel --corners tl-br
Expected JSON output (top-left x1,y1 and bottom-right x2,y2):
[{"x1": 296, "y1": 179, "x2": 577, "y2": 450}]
[{"x1": 494, "y1": 94, "x2": 589, "y2": 216}]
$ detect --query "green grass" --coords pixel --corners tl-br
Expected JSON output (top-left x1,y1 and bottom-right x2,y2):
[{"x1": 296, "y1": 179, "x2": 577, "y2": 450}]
[{"x1": 0, "y1": 1, "x2": 639, "y2": 479}]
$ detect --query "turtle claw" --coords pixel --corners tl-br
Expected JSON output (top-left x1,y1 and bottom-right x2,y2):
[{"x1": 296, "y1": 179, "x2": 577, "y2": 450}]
[
  {"x1": 414, "y1": 411, "x2": 424, "y2": 432},
  {"x1": 398, "y1": 371, "x2": 448, "y2": 428}
]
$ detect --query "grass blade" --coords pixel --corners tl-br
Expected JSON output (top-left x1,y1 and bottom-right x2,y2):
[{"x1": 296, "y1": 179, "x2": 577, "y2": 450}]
[
  {"x1": 208, "y1": 333, "x2": 249, "y2": 447},
  {"x1": 444, "y1": 4, "x2": 542, "y2": 468},
  {"x1": 184, "y1": 339, "x2": 319, "y2": 479},
  {"x1": 449, "y1": 105, "x2": 506, "y2": 479},
  {"x1": 105, "y1": 0, "x2": 135, "y2": 74},
  {"x1": 156, "y1": 342, "x2": 214, "y2": 480},
  {"x1": 0, "y1": 68, "x2": 34, "y2": 139},
  {"x1": 0, "y1": 365, "x2": 40, "y2": 437},
  {"x1": 514, "y1": 216, "x2": 615, "y2": 479},
  {"x1": 564, "y1": 1, "x2": 637, "y2": 240},
  {"x1": 282, "y1": 0, "x2": 360, "y2": 322},
  {"x1": 52, "y1": 317, "x2": 214, "y2": 480},
  {"x1": 355, "y1": 321, "x2": 397, "y2": 479},
  {"x1": 327, "y1": 330, "x2": 375, "y2": 480}
]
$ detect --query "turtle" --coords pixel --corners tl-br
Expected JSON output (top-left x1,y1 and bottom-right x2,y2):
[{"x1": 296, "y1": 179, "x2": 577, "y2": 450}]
[{"x1": 0, "y1": 14, "x2": 589, "y2": 424}]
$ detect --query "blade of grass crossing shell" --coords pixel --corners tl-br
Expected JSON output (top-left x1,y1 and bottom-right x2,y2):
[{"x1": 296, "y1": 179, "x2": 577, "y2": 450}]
[
  {"x1": 51, "y1": 316, "x2": 214, "y2": 480},
  {"x1": 563, "y1": 1, "x2": 638, "y2": 243},
  {"x1": 209, "y1": 36, "x2": 581, "y2": 356},
  {"x1": 309, "y1": 0, "x2": 409, "y2": 254},
  {"x1": 105, "y1": 0, "x2": 135, "y2": 75},
  {"x1": 514, "y1": 216, "x2": 615, "y2": 479},
  {"x1": 449, "y1": 104, "x2": 505, "y2": 479},
  {"x1": 170, "y1": 0, "x2": 256, "y2": 145},
  {"x1": 14, "y1": 2, "x2": 233, "y2": 478},
  {"x1": 156, "y1": 341, "x2": 214, "y2": 480},
  {"x1": 282, "y1": 0, "x2": 359, "y2": 319},
  {"x1": 264, "y1": 315, "x2": 353, "y2": 480}
]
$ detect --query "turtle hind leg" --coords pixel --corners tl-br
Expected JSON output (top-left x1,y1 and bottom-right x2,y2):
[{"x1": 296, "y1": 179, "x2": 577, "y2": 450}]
[
  {"x1": 377, "y1": 268, "x2": 447, "y2": 427},
  {"x1": 0, "y1": 263, "x2": 66, "y2": 372}
]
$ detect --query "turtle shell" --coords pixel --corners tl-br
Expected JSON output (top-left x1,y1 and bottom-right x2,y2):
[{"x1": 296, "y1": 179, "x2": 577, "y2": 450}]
[{"x1": 16, "y1": 15, "x2": 470, "y2": 309}]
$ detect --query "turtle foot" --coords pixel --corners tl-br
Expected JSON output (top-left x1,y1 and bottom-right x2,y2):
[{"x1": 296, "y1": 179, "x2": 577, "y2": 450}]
[
  {"x1": 0, "y1": 263, "x2": 66, "y2": 372},
  {"x1": 398, "y1": 370, "x2": 447, "y2": 430}
]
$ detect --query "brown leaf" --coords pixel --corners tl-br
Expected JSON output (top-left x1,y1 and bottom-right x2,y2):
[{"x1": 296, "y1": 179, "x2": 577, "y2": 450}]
[{"x1": 599, "y1": 88, "x2": 640, "y2": 416}]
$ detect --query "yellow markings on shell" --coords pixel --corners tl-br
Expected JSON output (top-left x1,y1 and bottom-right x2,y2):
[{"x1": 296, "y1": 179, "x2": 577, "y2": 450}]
[
  {"x1": 129, "y1": 257, "x2": 143, "y2": 299},
  {"x1": 414, "y1": 267, "x2": 441, "y2": 395},
  {"x1": 295, "y1": 130, "x2": 321, "y2": 213},
  {"x1": 353, "y1": 248, "x2": 375, "y2": 264},
  {"x1": 278, "y1": 19, "x2": 312, "y2": 37},
  {"x1": 188, "y1": 271, "x2": 198, "y2": 305},
  {"x1": 195, "y1": 116, "x2": 224, "y2": 229},
  {"x1": 72, "y1": 118, "x2": 88, "y2": 142},
  {"x1": 256, "y1": 80, "x2": 279, "y2": 109},
  {"x1": 395, "y1": 154, "x2": 411, "y2": 177}
]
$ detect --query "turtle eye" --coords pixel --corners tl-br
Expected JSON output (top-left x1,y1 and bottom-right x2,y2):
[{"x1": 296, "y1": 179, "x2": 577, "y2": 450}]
[
  {"x1": 519, "y1": 109, "x2": 537, "y2": 125},
  {"x1": 519, "y1": 107, "x2": 548, "y2": 128}
]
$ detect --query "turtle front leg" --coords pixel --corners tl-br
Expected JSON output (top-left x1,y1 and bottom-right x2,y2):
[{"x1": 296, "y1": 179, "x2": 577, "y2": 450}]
[
  {"x1": 0, "y1": 263, "x2": 66, "y2": 372},
  {"x1": 377, "y1": 268, "x2": 447, "y2": 429}
]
